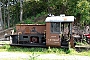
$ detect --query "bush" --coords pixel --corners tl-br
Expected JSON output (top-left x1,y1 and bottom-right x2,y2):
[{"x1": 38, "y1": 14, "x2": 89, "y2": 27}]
[{"x1": 24, "y1": 18, "x2": 34, "y2": 24}]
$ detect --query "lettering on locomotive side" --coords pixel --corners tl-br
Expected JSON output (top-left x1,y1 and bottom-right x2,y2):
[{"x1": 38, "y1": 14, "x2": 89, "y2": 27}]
[
  {"x1": 51, "y1": 39, "x2": 59, "y2": 41},
  {"x1": 48, "y1": 39, "x2": 59, "y2": 41},
  {"x1": 54, "y1": 42, "x2": 59, "y2": 43},
  {"x1": 51, "y1": 36, "x2": 56, "y2": 37}
]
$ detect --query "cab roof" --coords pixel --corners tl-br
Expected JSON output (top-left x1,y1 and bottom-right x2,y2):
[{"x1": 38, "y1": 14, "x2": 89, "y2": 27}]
[{"x1": 45, "y1": 16, "x2": 74, "y2": 22}]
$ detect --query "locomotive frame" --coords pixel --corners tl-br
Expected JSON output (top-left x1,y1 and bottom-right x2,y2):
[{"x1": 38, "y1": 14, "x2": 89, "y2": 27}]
[{"x1": 10, "y1": 15, "x2": 75, "y2": 48}]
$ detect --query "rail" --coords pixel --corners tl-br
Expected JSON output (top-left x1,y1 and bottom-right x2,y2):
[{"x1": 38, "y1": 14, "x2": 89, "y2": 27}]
[
  {"x1": 0, "y1": 38, "x2": 10, "y2": 46},
  {"x1": 0, "y1": 27, "x2": 13, "y2": 46}
]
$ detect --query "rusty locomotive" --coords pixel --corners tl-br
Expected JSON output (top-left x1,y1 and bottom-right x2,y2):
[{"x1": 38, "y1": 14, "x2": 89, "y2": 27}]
[{"x1": 9, "y1": 15, "x2": 75, "y2": 48}]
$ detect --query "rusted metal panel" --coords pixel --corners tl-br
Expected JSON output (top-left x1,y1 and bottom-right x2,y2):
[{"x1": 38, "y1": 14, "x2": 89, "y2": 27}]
[
  {"x1": 16, "y1": 24, "x2": 46, "y2": 34},
  {"x1": 70, "y1": 36, "x2": 74, "y2": 48}
]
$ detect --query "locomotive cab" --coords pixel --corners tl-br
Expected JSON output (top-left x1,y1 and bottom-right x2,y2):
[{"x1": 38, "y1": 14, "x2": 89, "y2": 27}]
[{"x1": 45, "y1": 15, "x2": 74, "y2": 48}]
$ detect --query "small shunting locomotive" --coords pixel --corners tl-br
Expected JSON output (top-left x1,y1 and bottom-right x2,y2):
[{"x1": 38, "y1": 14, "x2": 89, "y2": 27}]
[{"x1": 10, "y1": 15, "x2": 75, "y2": 48}]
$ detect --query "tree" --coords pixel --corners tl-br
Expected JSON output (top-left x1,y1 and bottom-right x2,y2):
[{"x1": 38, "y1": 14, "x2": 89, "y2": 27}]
[
  {"x1": 0, "y1": 0, "x2": 90, "y2": 29},
  {"x1": 76, "y1": 0, "x2": 90, "y2": 25}
]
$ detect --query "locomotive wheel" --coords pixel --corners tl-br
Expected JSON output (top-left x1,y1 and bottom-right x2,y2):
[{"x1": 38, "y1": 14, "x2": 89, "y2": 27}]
[{"x1": 32, "y1": 37, "x2": 38, "y2": 43}]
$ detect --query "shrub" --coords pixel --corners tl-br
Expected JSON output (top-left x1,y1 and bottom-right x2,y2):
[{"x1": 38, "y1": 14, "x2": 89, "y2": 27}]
[{"x1": 24, "y1": 18, "x2": 34, "y2": 24}]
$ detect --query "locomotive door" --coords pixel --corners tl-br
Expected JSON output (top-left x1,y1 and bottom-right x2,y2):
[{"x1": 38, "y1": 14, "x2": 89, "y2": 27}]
[{"x1": 60, "y1": 22, "x2": 71, "y2": 47}]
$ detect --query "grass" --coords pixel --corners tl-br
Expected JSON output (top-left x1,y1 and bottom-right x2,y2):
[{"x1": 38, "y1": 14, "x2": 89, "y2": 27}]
[
  {"x1": 0, "y1": 45, "x2": 70, "y2": 54},
  {"x1": 0, "y1": 45, "x2": 90, "y2": 60},
  {"x1": 0, "y1": 45, "x2": 90, "y2": 56}
]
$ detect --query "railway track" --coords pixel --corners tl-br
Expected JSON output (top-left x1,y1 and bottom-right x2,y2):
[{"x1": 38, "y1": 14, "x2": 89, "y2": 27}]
[
  {"x1": 75, "y1": 45, "x2": 90, "y2": 52},
  {"x1": 0, "y1": 38, "x2": 10, "y2": 46},
  {"x1": 0, "y1": 28, "x2": 13, "y2": 46}
]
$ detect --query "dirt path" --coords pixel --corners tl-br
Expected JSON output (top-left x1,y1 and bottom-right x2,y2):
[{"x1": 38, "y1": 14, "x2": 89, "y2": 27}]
[{"x1": 0, "y1": 52, "x2": 90, "y2": 60}]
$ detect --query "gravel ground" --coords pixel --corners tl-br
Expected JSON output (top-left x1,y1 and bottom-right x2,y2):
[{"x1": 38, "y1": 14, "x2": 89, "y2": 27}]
[
  {"x1": 38, "y1": 54, "x2": 90, "y2": 60},
  {"x1": 0, "y1": 52, "x2": 90, "y2": 60},
  {"x1": 0, "y1": 52, "x2": 29, "y2": 60}
]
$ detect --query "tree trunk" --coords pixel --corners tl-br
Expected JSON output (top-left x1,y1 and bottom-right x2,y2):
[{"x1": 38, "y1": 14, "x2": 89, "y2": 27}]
[
  {"x1": 2, "y1": 0, "x2": 6, "y2": 29},
  {"x1": 7, "y1": 0, "x2": 10, "y2": 28},
  {"x1": 20, "y1": 0, "x2": 23, "y2": 22},
  {"x1": 0, "y1": 5, "x2": 3, "y2": 30}
]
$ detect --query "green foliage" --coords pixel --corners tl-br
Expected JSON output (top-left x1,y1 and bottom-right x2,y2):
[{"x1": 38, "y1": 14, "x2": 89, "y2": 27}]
[
  {"x1": 2, "y1": 0, "x2": 90, "y2": 28},
  {"x1": 13, "y1": 27, "x2": 16, "y2": 32},
  {"x1": 23, "y1": 0, "x2": 47, "y2": 18},
  {"x1": 1, "y1": 46, "x2": 70, "y2": 54},
  {"x1": 47, "y1": 46, "x2": 70, "y2": 54},
  {"x1": 24, "y1": 18, "x2": 34, "y2": 24},
  {"x1": 31, "y1": 16, "x2": 35, "y2": 20},
  {"x1": 29, "y1": 53, "x2": 40, "y2": 60},
  {"x1": 23, "y1": 12, "x2": 47, "y2": 24},
  {"x1": 23, "y1": 0, "x2": 90, "y2": 26},
  {"x1": 1, "y1": 46, "x2": 90, "y2": 56},
  {"x1": 37, "y1": 21, "x2": 45, "y2": 24},
  {"x1": 76, "y1": 0, "x2": 90, "y2": 25},
  {"x1": 41, "y1": 12, "x2": 46, "y2": 15},
  {"x1": 36, "y1": 14, "x2": 41, "y2": 18},
  {"x1": 69, "y1": 48, "x2": 78, "y2": 55},
  {"x1": 2, "y1": 44, "x2": 10, "y2": 49}
]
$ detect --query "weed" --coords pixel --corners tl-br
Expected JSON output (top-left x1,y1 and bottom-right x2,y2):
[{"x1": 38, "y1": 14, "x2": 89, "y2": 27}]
[
  {"x1": 47, "y1": 46, "x2": 52, "y2": 53},
  {"x1": 2, "y1": 44, "x2": 10, "y2": 49},
  {"x1": 1, "y1": 46, "x2": 90, "y2": 56},
  {"x1": 65, "y1": 49, "x2": 70, "y2": 54},
  {"x1": 29, "y1": 52, "x2": 40, "y2": 60}
]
